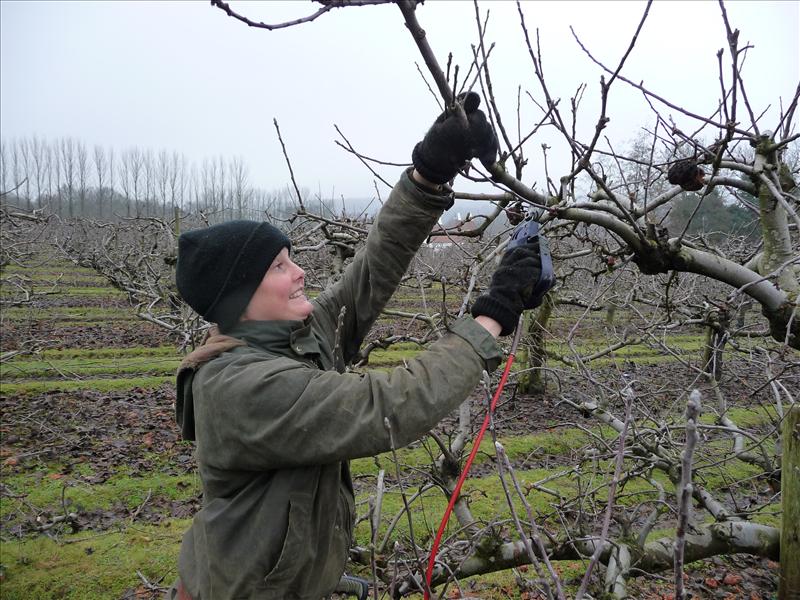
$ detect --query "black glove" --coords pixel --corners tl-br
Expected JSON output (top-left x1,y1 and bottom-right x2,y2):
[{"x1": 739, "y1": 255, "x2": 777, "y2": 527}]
[
  {"x1": 412, "y1": 91, "x2": 499, "y2": 185},
  {"x1": 471, "y1": 239, "x2": 543, "y2": 336}
]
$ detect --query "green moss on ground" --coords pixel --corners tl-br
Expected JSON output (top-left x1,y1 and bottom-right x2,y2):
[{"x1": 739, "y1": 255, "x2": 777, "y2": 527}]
[
  {"x1": 697, "y1": 458, "x2": 764, "y2": 489},
  {"x1": 1, "y1": 262, "x2": 86, "y2": 274},
  {"x1": 3, "y1": 356, "x2": 181, "y2": 379},
  {"x1": 357, "y1": 332, "x2": 776, "y2": 371},
  {"x1": 36, "y1": 345, "x2": 178, "y2": 360},
  {"x1": 0, "y1": 515, "x2": 589, "y2": 600},
  {"x1": 1, "y1": 471, "x2": 200, "y2": 522},
  {"x1": 698, "y1": 405, "x2": 773, "y2": 428},
  {"x1": 0, "y1": 376, "x2": 173, "y2": 396},
  {"x1": 358, "y1": 336, "x2": 727, "y2": 369},
  {"x1": 1, "y1": 275, "x2": 108, "y2": 288},
  {"x1": 0, "y1": 519, "x2": 187, "y2": 600},
  {"x1": 366, "y1": 342, "x2": 425, "y2": 366},
  {"x1": 0, "y1": 286, "x2": 125, "y2": 298},
  {"x1": 2, "y1": 306, "x2": 137, "y2": 323},
  {"x1": 352, "y1": 466, "x2": 574, "y2": 548},
  {"x1": 350, "y1": 427, "x2": 593, "y2": 479}
]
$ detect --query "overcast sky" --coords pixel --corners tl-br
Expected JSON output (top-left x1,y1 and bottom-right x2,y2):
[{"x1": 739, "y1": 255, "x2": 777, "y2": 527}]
[{"x1": 1, "y1": 1, "x2": 798, "y2": 203}]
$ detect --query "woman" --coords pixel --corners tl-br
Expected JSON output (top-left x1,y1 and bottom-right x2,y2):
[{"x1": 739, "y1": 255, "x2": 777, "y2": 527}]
[{"x1": 171, "y1": 94, "x2": 544, "y2": 600}]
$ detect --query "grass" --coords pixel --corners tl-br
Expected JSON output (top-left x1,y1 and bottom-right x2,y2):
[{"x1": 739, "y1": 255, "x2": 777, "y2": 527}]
[
  {"x1": 1, "y1": 471, "x2": 199, "y2": 522},
  {"x1": 350, "y1": 426, "x2": 593, "y2": 479},
  {"x1": 354, "y1": 336, "x2": 717, "y2": 369},
  {"x1": 699, "y1": 405, "x2": 774, "y2": 428},
  {"x1": 0, "y1": 520, "x2": 187, "y2": 600},
  {"x1": 1, "y1": 306, "x2": 136, "y2": 322},
  {"x1": 2, "y1": 356, "x2": 181, "y2": 379},
  {"x1": 1, "y1": 262, "x2": 84, "y2": 274},
  {"x1": 365, "y1": 342, "x2": 425, "y2": 366},
  {"x1": 1, "y1": 346, "x2": 183, "y2": 392},
  {"x1": 0, "y1": 286, "x2": 125, "y2": 297},
  {"x1": 36, "y1": 346, "x2": 179, "y2": 360},
  {"x1": 0, "y1": 376, "x2": 174, "y2": 396},
  {"x1": 0, "y1": 507, "x2": 588, "y2": 600}
]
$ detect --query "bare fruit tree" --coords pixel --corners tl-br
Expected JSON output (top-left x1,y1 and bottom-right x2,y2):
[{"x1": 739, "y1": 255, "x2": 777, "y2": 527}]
[
  {"x1": 202, "y1": 0, "x2": 798, "y2": 598},
  {"x1": 5, "y1": 0, "x2": 794, "y2": 597}
]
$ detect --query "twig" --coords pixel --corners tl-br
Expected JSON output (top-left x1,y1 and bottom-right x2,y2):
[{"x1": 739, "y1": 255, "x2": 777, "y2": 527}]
[
  {"x1": 496, "y1": 441, "x2": 566, "y2": 600},
  {"x1": 333, "y1": 124, "x2": 396, "y2": 189},
  {"x1": 371, "y1": 470, "x2": 385, "y2": 600},
  {"x1": 136, "y1": 569, "x2": 166, "y2": 591},
  {"x1": 718, "y1": 1, "x2": 760, "y2": 136},
  {"x1": 130, "y1": 488, "x2": 152, "y2": 523},
  {"x1": 575, "y1": 385, "x2": 634, "y2": 600},
  {"x1": 566, "y1": 0, "x2": 653, "y2": 178},
  {"x1": 332, "y1": 306, "x2": 347, "y2": 373},
  {"x1": 471, "y1": 1, "x2": 513, "y2": 155},
  {"x1": 384, "y1": 416, "x2": 431, "y2": 597},
  {"x1": 483, "y1": 368, "x2": 553, "y2": 600},
  {"x1": 209, "y1": 0, "x2": 389, "y2": 30},
  {"x1": 674, "y1": 389, "x2": 701, "y2": 600},
  {"x1": 637, "y1": 477, "x2": 667, "y2": 547},
  {"x1": 272, "y1": 118, "x2": 305, "y2": 211},
  {"x1": 378, "y1": 483, "x2": 436, "y2": 554},
  {"x1": 570, "y1": 27, "x2": 753, "y2": 136},
  {"x1": 414, "y1": 61, "x2": 442, "y2": 110}
]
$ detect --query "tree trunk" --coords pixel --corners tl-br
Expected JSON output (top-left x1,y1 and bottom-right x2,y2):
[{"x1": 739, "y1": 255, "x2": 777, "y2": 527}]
[
  {"x1": 702, "y1": 308, "x2": 729, "y2": 382},
  {"x1": 755, "y1": 145, "x2": 798, "y2": 297},
  {"x1": 606, "y1": 302, "x2": 618, "y2": 326},
  {"x1": 516, "y1": 292, "x2": 554, "y2": 394}
]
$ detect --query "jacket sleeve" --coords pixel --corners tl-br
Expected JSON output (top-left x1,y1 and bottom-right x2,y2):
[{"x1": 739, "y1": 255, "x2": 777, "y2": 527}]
[
  {"x1": 192, "y1": 317, "x2": 503, "y2": 471},
  {"x1": 311, "y1": 168, "x2": 453, "y2": 365}
]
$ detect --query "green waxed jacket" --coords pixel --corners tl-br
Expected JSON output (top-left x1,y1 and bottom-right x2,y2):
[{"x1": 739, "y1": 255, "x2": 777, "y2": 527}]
[{"x1": 174, "y1": 169, "x2": 504, "y2": 600}]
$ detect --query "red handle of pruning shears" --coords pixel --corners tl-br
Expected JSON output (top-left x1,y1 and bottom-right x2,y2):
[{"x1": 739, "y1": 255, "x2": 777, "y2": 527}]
[
  {"x1": 424, "y1": 218, "x2": 554, "y2": 598},
  {"x1": 423, "y1": 321, "x2": 524, "y2": 599}
]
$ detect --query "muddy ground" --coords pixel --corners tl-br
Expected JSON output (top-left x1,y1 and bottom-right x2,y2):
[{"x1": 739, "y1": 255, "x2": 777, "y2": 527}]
[{"x1": 1, "y1": 286, "x2": 794, "y2": 598}]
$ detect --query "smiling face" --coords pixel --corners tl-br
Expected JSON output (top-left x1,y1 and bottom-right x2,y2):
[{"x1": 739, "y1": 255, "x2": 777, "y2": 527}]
[{"x1": 240, "y1": 248, "x2": 314, "y2": 323}]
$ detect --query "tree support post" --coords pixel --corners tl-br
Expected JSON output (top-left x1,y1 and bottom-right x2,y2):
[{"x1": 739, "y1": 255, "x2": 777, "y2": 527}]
[{"x1": 780, "y1": 404, "x2": 800, "y2": 599}]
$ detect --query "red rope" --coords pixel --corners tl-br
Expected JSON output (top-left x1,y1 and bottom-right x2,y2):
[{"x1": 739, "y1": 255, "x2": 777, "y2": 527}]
[{"x1": 423, "y1": 348, "x2": 518, "y2": 599}]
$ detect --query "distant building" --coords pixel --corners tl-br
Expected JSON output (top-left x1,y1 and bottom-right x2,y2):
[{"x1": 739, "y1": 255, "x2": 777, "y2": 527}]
[{"x1": 428, "y1": 213, "x2": 479, "y2": 251}]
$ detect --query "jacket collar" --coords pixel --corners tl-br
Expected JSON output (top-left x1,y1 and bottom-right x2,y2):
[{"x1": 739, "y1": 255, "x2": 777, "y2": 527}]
[{"x1": 225, "y1": 319, "x2": 322, "y2": 360}]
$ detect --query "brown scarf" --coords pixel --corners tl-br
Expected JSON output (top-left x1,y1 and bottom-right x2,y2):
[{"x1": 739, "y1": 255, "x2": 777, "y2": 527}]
[{"x1": 177, "y1": 326, "x2": 247, "y2": 375}]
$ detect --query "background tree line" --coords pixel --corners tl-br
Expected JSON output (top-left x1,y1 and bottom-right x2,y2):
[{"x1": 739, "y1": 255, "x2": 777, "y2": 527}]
[
  {"x1": 0, "y1": 136, "x2": 338, "y2": 222},
  {"x1": 1, "y1": 134, "x2": 771, "y2": 243}
]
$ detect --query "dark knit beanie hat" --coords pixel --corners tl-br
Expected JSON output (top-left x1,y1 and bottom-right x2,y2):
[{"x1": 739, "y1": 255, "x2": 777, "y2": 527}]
[{"x1": 176, "y1": 220, "x2": 291, "y2": 331}]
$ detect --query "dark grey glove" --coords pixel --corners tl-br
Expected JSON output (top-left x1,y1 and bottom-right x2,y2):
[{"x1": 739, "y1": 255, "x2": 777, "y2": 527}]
[
  {"x1": 471, "y1": 239, "x2": 543, "y2": 336},
  {"x1": 412, "y1": 91, "x2": 499, "y2": 185}
]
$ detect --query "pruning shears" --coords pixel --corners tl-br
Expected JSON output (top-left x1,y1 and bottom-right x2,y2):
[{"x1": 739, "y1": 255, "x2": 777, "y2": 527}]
[{"x1": 507, "y1": 216, "x2": 555, "y2": 308}]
